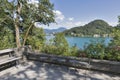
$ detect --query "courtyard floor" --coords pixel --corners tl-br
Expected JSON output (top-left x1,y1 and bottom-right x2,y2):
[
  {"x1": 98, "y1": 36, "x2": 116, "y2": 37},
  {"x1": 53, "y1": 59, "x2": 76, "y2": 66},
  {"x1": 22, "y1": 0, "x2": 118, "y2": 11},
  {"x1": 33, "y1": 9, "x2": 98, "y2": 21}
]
[{"x1": 0, "y1": 61, "x2": 120, "y2": 80}]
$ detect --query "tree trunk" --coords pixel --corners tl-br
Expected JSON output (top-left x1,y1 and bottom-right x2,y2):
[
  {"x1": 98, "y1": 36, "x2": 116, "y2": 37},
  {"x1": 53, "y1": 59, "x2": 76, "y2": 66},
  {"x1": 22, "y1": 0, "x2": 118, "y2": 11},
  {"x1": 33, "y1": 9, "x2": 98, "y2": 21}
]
[
  {"x1": 14, "y1": 1, "x2": 22, "y2": 48},
  {"x1": 15, "y1": 23, "x2": 21, "y2": 48},
  {"x1": 22, "y1": 23, "x2": 34, "y2": 46}
]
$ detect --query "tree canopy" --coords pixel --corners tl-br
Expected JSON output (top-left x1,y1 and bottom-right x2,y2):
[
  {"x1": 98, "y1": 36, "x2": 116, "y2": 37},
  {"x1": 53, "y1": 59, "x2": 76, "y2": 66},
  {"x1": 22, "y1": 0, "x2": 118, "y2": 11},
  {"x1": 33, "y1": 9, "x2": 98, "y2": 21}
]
[{"x1": 0, "y1": 0, "x2": 55, "y2": 48}]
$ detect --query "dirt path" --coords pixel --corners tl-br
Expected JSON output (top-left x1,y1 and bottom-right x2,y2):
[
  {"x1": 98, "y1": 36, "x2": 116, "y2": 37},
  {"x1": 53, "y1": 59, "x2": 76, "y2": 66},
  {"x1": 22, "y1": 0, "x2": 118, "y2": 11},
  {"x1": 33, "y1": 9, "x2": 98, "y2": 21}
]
[{"x1": 0, "y1": 61, "x2": 120, "y2": 80}]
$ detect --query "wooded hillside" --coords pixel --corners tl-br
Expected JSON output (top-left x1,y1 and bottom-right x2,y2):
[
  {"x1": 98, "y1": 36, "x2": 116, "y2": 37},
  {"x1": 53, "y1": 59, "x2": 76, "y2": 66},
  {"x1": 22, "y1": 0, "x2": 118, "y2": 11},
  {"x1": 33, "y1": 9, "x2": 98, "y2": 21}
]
[{"x1": 63, "y1": 20, "x2": 113, "y2": 37}]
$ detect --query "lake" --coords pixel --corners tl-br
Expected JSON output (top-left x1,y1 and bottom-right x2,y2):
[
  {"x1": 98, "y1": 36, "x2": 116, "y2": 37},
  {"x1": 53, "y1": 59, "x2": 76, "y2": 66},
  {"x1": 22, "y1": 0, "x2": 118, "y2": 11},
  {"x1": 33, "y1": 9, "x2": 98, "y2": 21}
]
[{"x1": 46, "y1": 36, "x2": 112, "y2": 50}]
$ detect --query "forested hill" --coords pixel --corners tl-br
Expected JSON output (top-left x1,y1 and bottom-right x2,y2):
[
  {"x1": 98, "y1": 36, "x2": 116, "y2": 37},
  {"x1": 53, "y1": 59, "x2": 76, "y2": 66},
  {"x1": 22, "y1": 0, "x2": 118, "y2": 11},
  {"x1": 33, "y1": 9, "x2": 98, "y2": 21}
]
[{"x1": 63, "y1": 20, "x2": 113, "y2": 37}]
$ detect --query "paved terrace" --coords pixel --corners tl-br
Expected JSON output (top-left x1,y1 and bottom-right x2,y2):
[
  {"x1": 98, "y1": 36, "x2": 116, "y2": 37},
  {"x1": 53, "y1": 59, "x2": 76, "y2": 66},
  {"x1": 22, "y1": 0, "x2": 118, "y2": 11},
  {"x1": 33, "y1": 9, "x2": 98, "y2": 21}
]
[{"x1": 0, "y1": 61, "x2": 120, "y2": 80}]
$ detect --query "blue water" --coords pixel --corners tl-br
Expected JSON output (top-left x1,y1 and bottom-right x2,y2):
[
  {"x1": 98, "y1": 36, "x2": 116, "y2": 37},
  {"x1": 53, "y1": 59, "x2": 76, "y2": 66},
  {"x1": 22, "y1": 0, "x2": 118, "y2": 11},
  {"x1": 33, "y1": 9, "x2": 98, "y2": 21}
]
[
  {"x1": 46, "y1": 36, "x2": 112, "y2": 50},
  {"x1": 66, "y1": 37, "x2": 111, "y2": 49}
]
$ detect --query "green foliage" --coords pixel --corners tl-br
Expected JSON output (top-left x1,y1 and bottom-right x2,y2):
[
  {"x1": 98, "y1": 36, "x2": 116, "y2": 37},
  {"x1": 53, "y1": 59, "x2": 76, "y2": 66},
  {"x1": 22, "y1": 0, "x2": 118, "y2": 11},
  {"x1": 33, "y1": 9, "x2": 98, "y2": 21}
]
[
  {"x1": 20, "y1": 0, "x2": 55, "y2": 30},
  {"x1": 110, "y1": 28, "x2": 120, "y2": 46},
  {"x1": 26, "y1": 27, "x2": 46, "y2": 51},
  {"x1": 83, "y1": 17, "x2": 120, "y2": 61},
  {"x1": 64, "y1": 19, "x2": 113, "y2": 37},
  {"x1": 53, "y1": 33, "x2": 69, "y2": 55},
  {"x1": 117, "y1": 16, "x2": 120, "y2": 27},
  {"x1": 105, "y1": 46, "x2": 120, "y2": 61},
  {"x1": 84, "y1": 40, "x2": 106, "y2": 59},
  {"x1": 69, "y1": 46, "x2": 79, "y2": 56},
  {"x1": 0, "y1": 0, "x2": 55, "y2": 48},
  {"x1": 84, "y1": 39, "x2": 120, "y2": 61},
  {"x1": 42, "y1": 33, "x2": 78, "y2": 57},
  {"x1": 51, "y1": 33, "x2": 70, "y2": 56},
  {"x1": 107, "y1": 17, "x2": 120, "y2": 61},
  {"x1": 0, "y1": 27, "x2": 15, "y2": 50},
  {"x1": 0, "y1": 36, "x2": 14, "y2": 50}
]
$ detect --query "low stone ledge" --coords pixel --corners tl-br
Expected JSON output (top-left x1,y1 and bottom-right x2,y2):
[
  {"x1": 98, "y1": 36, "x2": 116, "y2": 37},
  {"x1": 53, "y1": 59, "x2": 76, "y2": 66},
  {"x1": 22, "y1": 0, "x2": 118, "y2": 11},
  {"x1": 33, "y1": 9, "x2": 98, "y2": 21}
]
[{"x1": 27, "y1": 53, "x2": 120, "y2": 74}]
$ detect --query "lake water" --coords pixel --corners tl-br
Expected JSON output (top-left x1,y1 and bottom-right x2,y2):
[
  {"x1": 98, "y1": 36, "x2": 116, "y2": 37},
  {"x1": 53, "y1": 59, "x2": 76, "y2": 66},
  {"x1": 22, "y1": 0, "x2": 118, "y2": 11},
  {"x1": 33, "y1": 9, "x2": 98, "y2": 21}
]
[
  {"x1": 46, "y1": 36, "x2": 112, "y2": 50},
  {"x1": 66, "y1": 37, "x2": 111, "y2": 49}
]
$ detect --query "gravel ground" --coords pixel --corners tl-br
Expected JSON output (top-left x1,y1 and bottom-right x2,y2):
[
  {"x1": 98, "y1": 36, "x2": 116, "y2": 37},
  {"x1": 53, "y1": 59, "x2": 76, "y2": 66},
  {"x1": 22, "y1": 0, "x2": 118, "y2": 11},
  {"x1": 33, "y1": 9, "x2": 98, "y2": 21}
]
[{"x1": 0, "y1": 61, "x2": 120, "y2": 80}]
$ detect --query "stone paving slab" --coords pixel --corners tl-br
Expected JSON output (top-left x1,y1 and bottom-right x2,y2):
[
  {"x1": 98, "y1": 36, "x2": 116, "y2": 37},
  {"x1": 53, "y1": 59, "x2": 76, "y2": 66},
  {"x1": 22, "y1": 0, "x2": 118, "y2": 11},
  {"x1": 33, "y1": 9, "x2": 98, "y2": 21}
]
[{"x1": 0, "y1": 61, "x2": 120, "y2": 80}]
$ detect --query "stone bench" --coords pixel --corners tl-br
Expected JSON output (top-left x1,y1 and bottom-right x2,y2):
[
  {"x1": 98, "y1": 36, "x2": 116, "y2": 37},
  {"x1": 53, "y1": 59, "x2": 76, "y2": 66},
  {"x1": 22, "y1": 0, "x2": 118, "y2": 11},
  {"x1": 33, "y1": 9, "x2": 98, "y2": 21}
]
[
  {"x1": 0, "y1": 57, "x2": 21, "y2": 65},
  {"x1": 0, "y1": 49, "x2": 21, "y2": 71}
]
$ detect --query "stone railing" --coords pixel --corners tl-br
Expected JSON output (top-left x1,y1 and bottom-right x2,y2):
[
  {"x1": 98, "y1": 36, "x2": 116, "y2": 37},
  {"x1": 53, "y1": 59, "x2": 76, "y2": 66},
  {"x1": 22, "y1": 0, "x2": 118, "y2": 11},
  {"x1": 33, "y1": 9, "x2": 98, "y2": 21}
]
[
  {"x1": 0, "y1": 46, "x2": 119, "y2": 74},
  {"x1": 27, "y1": 53, "x2": 120, "y2": 74}
]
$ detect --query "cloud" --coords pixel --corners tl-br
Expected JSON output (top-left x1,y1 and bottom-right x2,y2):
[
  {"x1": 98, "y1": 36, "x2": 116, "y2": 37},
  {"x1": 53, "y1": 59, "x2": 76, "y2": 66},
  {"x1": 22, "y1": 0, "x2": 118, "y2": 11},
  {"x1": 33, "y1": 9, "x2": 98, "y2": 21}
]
[
  {"x1": 62, "y1": 21, "x2": 87, "y2": 29},
  {"x1": 36, "y1": 21, "x2": 87, "y2": 29},
  {"x1": 68, "y1": 17, "x2": 74, "y2": 21},
  {"x1": 27, "y1": 0, "x2": 39, "y2": 4},
  {"x1": 108, "y1": 22, "x2": 117, "y2": 26},
  {"x1": 53, "y1": 10, "x2": 65, "y2": 21},
  {"x1": 75, "y1": 22, "x2": 81, "y2": 26},
  {"x1": 27, "y1": 0, "x2": 39, "y2": 7},
  {"x1": 36, "y1": 10, "x2": 87, "y2": 29},
  {"x1": 75, "y1": 21, "x2": 87, "y2": 26}
]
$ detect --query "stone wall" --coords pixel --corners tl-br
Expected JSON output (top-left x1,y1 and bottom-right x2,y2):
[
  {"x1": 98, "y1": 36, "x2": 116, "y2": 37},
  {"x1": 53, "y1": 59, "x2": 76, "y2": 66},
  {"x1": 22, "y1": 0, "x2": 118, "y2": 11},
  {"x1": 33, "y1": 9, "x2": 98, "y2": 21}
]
[{"x1": 27, "y1": 53, "x2": 120, "y2": 74}]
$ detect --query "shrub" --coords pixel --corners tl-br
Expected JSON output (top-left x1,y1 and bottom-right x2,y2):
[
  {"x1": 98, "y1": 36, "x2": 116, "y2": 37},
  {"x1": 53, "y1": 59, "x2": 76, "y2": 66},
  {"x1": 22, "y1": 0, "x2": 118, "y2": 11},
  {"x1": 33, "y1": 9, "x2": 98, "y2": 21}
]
[
  {"x1": 84, "y1": 40, "x2": 106, "y2": 59},
  {"x1": 42, "y1": 33, "x2": 79, "y2": 57}
]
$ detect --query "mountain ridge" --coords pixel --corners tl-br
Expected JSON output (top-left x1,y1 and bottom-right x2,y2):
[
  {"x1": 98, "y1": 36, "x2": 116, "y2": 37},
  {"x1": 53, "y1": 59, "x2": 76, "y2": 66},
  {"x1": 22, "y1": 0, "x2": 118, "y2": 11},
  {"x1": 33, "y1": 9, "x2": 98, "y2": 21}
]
[{"x1": 63, "y1": 19, "x2": 113, "y2": 37}]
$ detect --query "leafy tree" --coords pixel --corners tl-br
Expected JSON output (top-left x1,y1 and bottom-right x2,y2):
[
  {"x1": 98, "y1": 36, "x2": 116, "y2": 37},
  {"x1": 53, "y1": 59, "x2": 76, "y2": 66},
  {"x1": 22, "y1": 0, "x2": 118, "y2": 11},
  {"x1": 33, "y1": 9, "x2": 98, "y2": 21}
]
[
  {"x1": 84, "y1": 40, "x2": 106, "y2": 59},
  {"x1": 54, "y1": 33, "x2": 69, "y2": 48},
  {"x1": 0, "y1": 27, "x2": 15, "y2": 50},
  {"x1": 107, "y1": 16, "x2": 120, "y2": 61},
  {"x1": 26, "y1": 27, "x2": 46, "y2": 51},
  {"x1": 42, "y1": 33, "x2": 78, "y2": 56},
  {"x1": 0, "y1": 0, "x2": 55, "y2": 48},
  {"x1": 117, "y1": 16, "x2": 120, "y2": 27},
  {"x1": 110, "y1": 16, "x2": 120, "y2": 46},
  {"x1": 110, "y1": 28, "x2": 120, "y2": 46},
  {"x1": 53, "y1": 33, "x2": 69, "y2": 55}
]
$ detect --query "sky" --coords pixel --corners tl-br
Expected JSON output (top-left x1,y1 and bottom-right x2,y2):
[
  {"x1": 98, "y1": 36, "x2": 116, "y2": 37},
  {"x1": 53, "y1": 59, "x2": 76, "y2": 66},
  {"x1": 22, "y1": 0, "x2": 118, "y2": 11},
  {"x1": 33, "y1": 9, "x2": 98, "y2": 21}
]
[
  {"x1": 38, "y1": 0, "x2": 120, "y2": 29},
  {"x1": 9, "y1": 0, "x2": 120, "y2": 29}
]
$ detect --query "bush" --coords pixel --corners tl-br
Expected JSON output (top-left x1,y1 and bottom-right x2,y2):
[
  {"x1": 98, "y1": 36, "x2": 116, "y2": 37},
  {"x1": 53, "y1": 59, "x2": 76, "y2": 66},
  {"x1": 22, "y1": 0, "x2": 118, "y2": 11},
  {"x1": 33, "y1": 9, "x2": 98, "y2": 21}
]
[
  {"x1": 25, "y1": 28, "x2": 45, "y2": 51},
  {"x1": 106, "y1": 27, "x2": 120, "y2": 61},
  {"x1": 84, "y1": 40, "x2": 106, "y2": 59},
  {"x1": 42, "y1": 33, "x2": 79, "y2": 57},
  {"x1": 105, "y1": 46, "x2": 120, "y2": 61}
]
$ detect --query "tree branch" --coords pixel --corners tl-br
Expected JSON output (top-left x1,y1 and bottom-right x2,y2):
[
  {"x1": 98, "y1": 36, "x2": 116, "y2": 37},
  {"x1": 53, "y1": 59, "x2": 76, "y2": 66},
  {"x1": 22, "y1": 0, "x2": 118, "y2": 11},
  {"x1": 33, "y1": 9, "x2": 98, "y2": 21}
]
[{"x1": 22, "y1": 23, "x2": 34, "y2": 46}]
